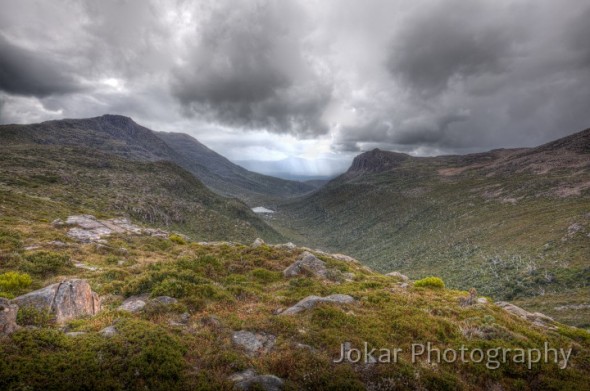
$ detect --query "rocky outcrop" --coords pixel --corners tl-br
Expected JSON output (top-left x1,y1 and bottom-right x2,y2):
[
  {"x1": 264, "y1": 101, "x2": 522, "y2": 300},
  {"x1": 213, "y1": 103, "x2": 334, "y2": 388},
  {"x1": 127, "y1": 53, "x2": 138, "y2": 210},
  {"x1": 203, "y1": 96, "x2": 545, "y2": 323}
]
[
  {"x1": 232, "y1": 330, "x2": 276, "y2": 356},
  {"x1": 283, "y1": 251, "x2": 328, "y2": 279},
  {"x1": 496, "y1": 301, "x2": 556, "y2": 329},
  {"x1": 62, "y1": 215, "x2": 168, "y2": 243},
  {"x1": 280, "y1": 294, "x2": 355, "y2": 315},
  {"x1": 0, "y1": 297, "x2": 19, "y2": 335},
  {"x1": 12, "y1": 279, "x2": 101, "y2": 324}
]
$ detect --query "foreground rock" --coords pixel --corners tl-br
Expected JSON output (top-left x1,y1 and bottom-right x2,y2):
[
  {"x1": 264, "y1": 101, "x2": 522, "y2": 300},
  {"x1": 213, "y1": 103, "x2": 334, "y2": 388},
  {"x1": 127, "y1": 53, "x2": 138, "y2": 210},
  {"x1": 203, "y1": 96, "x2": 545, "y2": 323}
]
[
  {"x1": 118, "y1": 295, "x2": 149, "y2": 313},
  {"x1": 496, "y1": 301, "x2": 556, "y2": 329},
  {"x1": 230, "y1": 369, "x2": 284, "y2": 391},
  {"x1": 280, "y1": 294, "x2": 355, "y2": 315},
  {"x1": 12, "y1": 279, "x2": 101, "y2": 324},
  {"x1": 0, "y1": 298, "x2": 19, "y2": 335},
  {"x1": 62, "y1": 214, "x2": 168, "y2": 243},
  {"x1": 232, "y1": 330, "x2": 276, "y2": 356},
  {"x1": 283, "y1": 251, "x2": 328, "y2": 278}
]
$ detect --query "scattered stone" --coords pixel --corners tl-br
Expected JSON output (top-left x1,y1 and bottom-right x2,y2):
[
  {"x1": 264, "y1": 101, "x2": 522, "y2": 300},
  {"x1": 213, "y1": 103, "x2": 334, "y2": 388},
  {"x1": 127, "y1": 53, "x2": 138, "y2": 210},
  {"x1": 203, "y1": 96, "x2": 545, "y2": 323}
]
[
  {"x1": 118, "y1": 295, "x2": 148, "y2": 313},
  {"x1": 48, "y1": 240, "x2": 68, "y2": 247},
  {"x1": 280, "y1": 294, "x2": 355, "y2": 315},
  {"x1": 477, "y1": 297, "x2": 489, "y2": 304},
  {"x1": 228, "y1": 369, "x2": 258, "y2": 383},
  {"x1": 143, "y1": 228, "x2": 169, "y2": 238},
  {"x1": 273, "y1": 242, "x2": 297, "y2": 250},
  {"x1": 180, "y1": 312, "x2": 191, "y2": 323},
  {"x1": 51, "y1": 218, "x2": 65, "y2": 227},
  {"x1": 385, "y1": 271, "x2": 409, "y2": 282},
  {"x1": 252, "y1": 238, "x2": 265, "y2": 248},
  {"x1": 400, "y1": 283, "x2": 409, "y2": 289},
  {"x1": 234, "y1": 375, "x2": 284, "y2": 391},
  {"x1": 330, "y1": 253, "x2": 359, "y2": 263},
  {"x1": 151, "y1": 296, "x2": 178, "y2": 305},
  {"x1": 342, "y1": 272, "x2": 356, "y2": 282},
  {"x1": 0, "y1": 298, "x2": 19, "y2": 335},
  {"x1": 283, "y1": 251, "x2": 328, "y2": 279},
  {"x1": 65, "y1": 332, "x2": 87, "y2": 337},
  {"x1": 74, "y1": 262, "x2": 100, "y2": 271},
  {"x1": 496, "y1": 301, "x2": 556, "y2": 329},
  {"x1": 201, "y1": 315, "x2": 222, "y2": 328},
  {"x1": 99, "y1": 326, "x2": 118, "y2": 337},
  {"x1": 232, "y1": 330, "x2": 276, "y2": 356},
  {"x1": 24, "y1": 245, "x2": 42, "y2": 251},
  {"x1": 12, "y1": 279, "x2": 101, "y2": 324}
]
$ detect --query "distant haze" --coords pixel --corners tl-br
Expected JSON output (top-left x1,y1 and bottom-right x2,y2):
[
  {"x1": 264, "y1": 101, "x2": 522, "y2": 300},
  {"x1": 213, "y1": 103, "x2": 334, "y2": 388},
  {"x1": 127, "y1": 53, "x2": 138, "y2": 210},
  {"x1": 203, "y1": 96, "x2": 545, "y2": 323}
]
[{"x1": 1, "y1": 0, "x2": 589, "y2": 176}]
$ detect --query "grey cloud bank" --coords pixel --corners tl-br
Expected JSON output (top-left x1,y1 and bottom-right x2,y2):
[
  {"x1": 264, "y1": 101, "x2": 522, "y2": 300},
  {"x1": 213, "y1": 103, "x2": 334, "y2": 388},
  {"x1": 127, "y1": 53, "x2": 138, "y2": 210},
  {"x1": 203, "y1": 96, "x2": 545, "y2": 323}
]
[{"x1": 0, "y1": 0, "x2": 589, "y2": 175}]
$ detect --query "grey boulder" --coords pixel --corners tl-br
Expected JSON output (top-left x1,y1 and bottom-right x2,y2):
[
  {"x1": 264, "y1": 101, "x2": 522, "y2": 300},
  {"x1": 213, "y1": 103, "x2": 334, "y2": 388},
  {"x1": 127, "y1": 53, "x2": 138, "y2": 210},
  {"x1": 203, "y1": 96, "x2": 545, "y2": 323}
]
[
  {"x1": 232, "y1": 330, "x2": 276, "y2": 356},
  {"x1": 283, "y1": 251, "x2": 327, "y2": 278},
  {"x1": 12, "y1": 279, "x2": 101, "y2": 324}
]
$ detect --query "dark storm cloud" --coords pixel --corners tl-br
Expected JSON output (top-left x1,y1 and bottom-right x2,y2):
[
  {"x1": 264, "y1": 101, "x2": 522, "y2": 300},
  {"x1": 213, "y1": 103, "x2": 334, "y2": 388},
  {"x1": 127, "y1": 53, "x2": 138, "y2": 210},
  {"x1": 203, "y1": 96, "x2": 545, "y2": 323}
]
[
  {"x1": 385, "y1": 1, "x2": 521, "y2": 95},
  {"x1": 0, "y1": 35, "x2": 83, "y2": 97},
  {"x1": 1, "y1": 0, "x2": 590, "y2": 167},
  {"x1": 171, "y1": 0, "x2": 332, "y2": 137}
]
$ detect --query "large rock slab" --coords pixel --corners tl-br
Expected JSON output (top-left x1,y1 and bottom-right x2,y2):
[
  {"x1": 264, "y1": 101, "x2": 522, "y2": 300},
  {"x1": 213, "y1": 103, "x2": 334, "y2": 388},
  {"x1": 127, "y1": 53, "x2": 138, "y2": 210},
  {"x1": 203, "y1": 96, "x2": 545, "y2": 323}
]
[
  {"x1": 63, "y1": 215, "x2": 166, "y2": 243},
  {"x1": 496, "y1": 301, "x2": 556, "y2": 329},
  {"x1": 12, "y1": 279, "x2": 101, "y2": 324},
  {"x1": 0, "y1": 297, "x2": 19, "y2": 335},
  {"x1": 280, "y1": 294, "x2": 355, "y2": 315},
  {"x1": 232, "y1": 330, "x2": 276, "y2": 356},
  {"x1": 283, "y1": 251, "x2": 328, "y2": 278}
]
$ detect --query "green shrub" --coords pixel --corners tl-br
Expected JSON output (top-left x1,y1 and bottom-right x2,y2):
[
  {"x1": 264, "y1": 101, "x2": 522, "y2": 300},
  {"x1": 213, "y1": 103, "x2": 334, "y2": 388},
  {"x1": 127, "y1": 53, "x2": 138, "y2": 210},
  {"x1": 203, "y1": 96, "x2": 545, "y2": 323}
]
[
  {"x1": 21, "y1": 251, "x2": 72, "y2": 277},
  {"x1": 169, "y1": 234, "x2": 186, "y2": 245},
  {"x1": 0, "y1": 271, "x2": 32, "y2": 296},
  {"x1": 414, "y1": 276, "x2": 445, "y2": 289},
  {"x1": 151, "y1": 278, "x2": 191, "y2": 298}
]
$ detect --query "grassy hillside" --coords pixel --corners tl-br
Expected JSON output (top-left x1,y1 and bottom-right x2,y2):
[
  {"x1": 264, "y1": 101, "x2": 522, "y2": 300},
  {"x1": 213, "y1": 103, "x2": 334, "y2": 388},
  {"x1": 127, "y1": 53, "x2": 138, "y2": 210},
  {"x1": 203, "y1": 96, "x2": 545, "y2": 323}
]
[
  {"x1": 0, "y1": 217, "x2": 589, "y2": 390},
  {"x1": 0, "y1": 144, "x2": 282, "y2": 243},
  {"x1": 273, "y1": 130, "x2": 590, "y2": 328}
]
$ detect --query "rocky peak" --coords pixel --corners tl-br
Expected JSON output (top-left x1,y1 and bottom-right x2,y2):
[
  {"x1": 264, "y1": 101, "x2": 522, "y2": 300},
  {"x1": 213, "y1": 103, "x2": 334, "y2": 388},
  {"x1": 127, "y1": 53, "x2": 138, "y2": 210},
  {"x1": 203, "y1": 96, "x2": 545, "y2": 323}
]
[{"x1": 347, "y1": 148, "x2": 410, "y2": 174}]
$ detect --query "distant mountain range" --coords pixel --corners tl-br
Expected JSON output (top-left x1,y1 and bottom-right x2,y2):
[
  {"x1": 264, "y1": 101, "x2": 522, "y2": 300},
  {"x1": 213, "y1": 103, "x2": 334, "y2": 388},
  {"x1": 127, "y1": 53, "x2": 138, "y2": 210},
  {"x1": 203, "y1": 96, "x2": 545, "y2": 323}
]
[
  {"x1": 271, "y1": 128, "x2": 590, "y2": 327},
  {"x1": 0, "y1": 114, "x2": 315, "y2": 204}
]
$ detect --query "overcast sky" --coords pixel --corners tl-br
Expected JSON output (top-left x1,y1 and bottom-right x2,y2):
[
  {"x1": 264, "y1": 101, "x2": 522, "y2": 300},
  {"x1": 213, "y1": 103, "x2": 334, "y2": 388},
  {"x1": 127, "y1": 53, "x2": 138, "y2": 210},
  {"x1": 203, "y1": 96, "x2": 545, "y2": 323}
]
[{"x1": 1, "y1": 0, "x2": 589, "y2": 176}]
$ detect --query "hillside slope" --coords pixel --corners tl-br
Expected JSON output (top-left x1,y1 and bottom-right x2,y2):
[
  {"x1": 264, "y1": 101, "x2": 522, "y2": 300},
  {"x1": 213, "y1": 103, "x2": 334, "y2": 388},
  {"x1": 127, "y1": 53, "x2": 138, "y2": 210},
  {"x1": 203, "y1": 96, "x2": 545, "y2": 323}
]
[
  {"x1": 273, "y1": 129, "x2": 590, "y2": 327},
  {"x1": 0, "y1": 143, "x2": 283, "y2": 243},
  {"x1": 0, "y1": 216, "x2": 588, "y2": 390},
  {"x1": 0, "y1": 115, "x2": 315, "y2": 204},
  {"x1": 155, "y1": 131, "x2": 315, "y2": 204}
]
